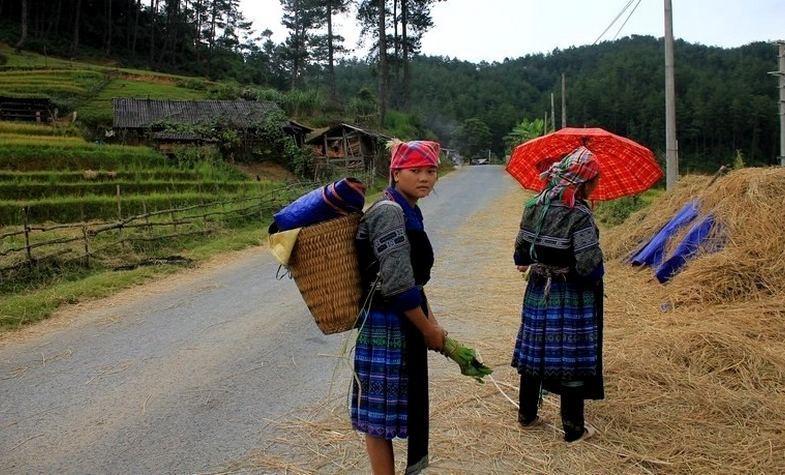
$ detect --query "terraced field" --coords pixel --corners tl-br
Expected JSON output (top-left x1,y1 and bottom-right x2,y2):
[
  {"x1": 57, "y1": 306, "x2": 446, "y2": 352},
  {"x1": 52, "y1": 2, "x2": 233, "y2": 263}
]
[
  {"x1": 0, "y1": 69, "x2": 106, "y2": 99},
  {"x1": 0, "y1": 124, "x2": 275, "y2": 225},
  {"x1": 0, "y1": 44, "x2": 209, "y2": 126}
]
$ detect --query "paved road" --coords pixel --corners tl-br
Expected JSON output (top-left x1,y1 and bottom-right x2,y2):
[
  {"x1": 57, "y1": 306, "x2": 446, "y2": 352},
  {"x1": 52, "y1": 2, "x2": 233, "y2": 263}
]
[{"x1": 0, "y1": 165, "x2": 518, "y2": 474}]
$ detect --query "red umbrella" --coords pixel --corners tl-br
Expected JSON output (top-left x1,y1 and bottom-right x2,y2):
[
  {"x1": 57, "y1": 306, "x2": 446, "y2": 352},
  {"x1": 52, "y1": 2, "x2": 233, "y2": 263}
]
[{"x1": 506, "y1": 127, "x2": 663, "y2": 201}]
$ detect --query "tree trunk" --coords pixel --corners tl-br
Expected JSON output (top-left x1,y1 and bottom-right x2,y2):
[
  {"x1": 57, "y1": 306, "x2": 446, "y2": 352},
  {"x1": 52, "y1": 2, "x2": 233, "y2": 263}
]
[
  {"x1": 165, "y1": 0, "x2": 180, "y2": 65},
  {"x1": 71, "y1": 0, "x2": 82, "y2": 56},
  {"x1": 149, "y1": 0, "x2": 158, "y2": 65},
  {"x1": 34, "y1": 0, "x2": 44, "y2": 38},
  {"x1": 15, "y1": 0, "x2": 28, "y2": 52},
  {"x1": 393, "y1": 0, "x2": 399, "y2": 89},
  {"x1": 126, "y1": 0, "x2": 133, "y2": 50},
  {"x1": 194, "y1": 0, "x2": 202, "y2": 66},
  {"x1": 207, "y1": 0, "x2": 217, "y2": 77},
  {"x1": 290, "y1": 1, "x2": 305, "y2": 91},
  {"x1": 157, "y1": 0, "x2": 171, "y2": 65},
  {"x1": 401, "y1": 0, "x2": 409, "y2": 109},
  {"x1": 290, "y1": 26, "x2": 301, "y2": 90},
  {"x1": 378, "y1": 0, "x2": 387, "y2": 126},
  {"x1": 327, "y1": 1, "x2": 336, "y2": 100},
  {"x1": 132, "y1": 0, "x2": 141, "y2": 56},
  {"x1": 105, "y1": 0, "x2": 113, "y2": 56},
  {"x1": 50, "y1": 0, "x2": 63, "y2": 37}
]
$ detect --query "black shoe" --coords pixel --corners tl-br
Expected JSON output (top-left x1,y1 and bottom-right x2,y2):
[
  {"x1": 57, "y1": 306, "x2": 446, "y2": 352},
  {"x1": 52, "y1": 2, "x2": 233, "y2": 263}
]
[{"x1": 566, "y1": 425, "x2": 596, "y2": 443}]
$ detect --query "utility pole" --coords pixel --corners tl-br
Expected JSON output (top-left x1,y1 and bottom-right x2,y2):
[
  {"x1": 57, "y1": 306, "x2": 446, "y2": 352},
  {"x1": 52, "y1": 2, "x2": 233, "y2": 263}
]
[
  {"x1": 771, "y1": 41, "x2": 785, "y2": 166},
  {"x1": 664, "y1": 0, "x2": 679, "y2": 190},
  {"x1": 550, "y1": 93, "x2": 556, "y2": 131},
  {"x1": 561, "y1": 73, "x2": 567, "y2": 128}
]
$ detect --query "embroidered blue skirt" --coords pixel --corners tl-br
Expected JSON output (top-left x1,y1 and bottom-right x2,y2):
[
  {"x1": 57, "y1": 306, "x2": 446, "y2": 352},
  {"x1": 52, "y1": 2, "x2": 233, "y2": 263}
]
[
  {"x1": 512, "y1": 276, "x2": 599, "y2": 380},
  {"x1": 351, "y1": 308, "x2": 409, "y2": 440}
]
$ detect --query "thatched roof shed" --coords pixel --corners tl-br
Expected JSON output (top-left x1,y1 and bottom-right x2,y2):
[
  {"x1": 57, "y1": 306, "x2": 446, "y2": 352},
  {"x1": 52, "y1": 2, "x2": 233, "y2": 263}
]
[
  {"x1": 112, "y1": 98, "x2": 313, "y2": 147},
  {"x1": 112, "y1": 98, "x2": 282, "y2": 129},
  {"x1": 305, "y1": 123, "x2": 391, "y2": 176}
]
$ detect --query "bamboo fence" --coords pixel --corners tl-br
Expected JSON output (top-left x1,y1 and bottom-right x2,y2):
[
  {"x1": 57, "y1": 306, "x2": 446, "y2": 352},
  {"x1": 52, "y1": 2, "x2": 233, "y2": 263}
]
[{"x1": 0, "y1": 182, "x2": 313, "y2": 276}]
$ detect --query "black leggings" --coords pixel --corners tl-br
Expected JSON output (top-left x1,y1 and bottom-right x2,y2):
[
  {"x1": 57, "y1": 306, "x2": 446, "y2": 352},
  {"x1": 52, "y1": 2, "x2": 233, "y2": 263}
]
[{"x1": 518, "y1": 375, "x2": 585, "y2": 441}]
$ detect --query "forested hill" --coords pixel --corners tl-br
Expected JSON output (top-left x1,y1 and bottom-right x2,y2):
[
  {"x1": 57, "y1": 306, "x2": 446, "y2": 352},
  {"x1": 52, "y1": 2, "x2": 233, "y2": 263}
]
[
  {"x1": 336, "y1": 35, "x2": 779, "y2": 170},
  {"x1": 0, "y1": 0, "x2": 778, "y2": 171}
]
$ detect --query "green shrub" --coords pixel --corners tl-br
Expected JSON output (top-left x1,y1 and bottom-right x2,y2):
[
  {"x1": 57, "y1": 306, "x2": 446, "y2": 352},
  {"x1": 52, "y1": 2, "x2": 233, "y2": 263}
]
[
  {"x1": 207, "y1": 82, "x2": 242, "y2": 100},
  {"x1": 254, "y1": 88, "x2": 286, "y2": 106},
  {"x1": 594, "y1": 188, "x2": 663, "y2": 226},
  {"x1": 175, "y1": 78, "x2": 209, "y2": 90},
  {"x1": 283, "y1": 89, "x2": 324, "y2": 117}
]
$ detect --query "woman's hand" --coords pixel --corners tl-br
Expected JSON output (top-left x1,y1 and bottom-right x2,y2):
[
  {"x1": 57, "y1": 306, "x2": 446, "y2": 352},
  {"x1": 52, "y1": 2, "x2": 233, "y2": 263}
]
[
  {"x1": 423, "y1": 324, "x2": 447, "y2": 351},
  {"x1": 516, "y1": 265, "x2": 529, "y2": 273}
]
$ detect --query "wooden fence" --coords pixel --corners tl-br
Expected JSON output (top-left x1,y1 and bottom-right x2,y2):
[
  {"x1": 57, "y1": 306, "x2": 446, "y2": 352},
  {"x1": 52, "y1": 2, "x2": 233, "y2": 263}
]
[{"x1": 0, "y1": 182, "x2": 313, "y2": 276}]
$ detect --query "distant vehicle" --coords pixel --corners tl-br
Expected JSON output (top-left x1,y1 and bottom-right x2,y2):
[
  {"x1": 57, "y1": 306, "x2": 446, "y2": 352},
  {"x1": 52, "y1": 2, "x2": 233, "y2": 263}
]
[{"x1": 470, "y1": 158, "x2": 490, "y2": 165}]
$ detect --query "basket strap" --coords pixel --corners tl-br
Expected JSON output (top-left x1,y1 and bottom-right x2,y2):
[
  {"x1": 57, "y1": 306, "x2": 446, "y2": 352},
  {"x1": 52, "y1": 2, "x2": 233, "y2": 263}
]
[{"x1": 275, "y1": 264, "x2": 292, "y2": 280}]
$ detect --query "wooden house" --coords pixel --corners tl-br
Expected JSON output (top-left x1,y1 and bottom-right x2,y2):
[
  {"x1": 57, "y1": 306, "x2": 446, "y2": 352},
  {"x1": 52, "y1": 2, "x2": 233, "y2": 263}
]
[
  {"x1": 305, "y1": 123, "x2": 391, "y2": 177},
  {"x1": 0, "y1": 97, "x2": 56, "y2": 122}
]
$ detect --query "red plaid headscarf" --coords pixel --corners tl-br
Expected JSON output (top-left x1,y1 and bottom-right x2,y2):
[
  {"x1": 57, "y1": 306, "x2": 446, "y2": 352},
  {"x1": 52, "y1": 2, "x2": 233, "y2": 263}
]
[
  {"x1": 536, "y1": 146, "x2": 599, "y2": 207},
  {"x1": 390, "y1": 140, "x2": 441, "y2": 171}
]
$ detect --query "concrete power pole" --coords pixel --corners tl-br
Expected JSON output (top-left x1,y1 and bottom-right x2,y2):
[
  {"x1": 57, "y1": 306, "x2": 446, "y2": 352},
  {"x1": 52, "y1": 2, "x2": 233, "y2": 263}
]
[
  {"x1": 664, "y1": 0, "x2": 679, "y2": 190},
  {"x1": 561, "y1": 73, "x2": 567, "y2": 128},
  {"x1": 775, "y1": 42, "x2": 785, "y2": 166},
  {"x1": 550, "y1": 93, "x2": 556, "y2": 131}
]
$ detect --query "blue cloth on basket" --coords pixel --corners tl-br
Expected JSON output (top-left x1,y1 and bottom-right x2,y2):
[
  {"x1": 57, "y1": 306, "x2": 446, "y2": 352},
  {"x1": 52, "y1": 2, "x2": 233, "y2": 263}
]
[
  {"x1": 630, "y1": 199, "x2": 700, "y2": 267},
  {"x1": 655, "y1": 214, "x2": 721, "y2": 283},
  {"x1": 273, "y1": 178, "x2": 366, "y2": 231}
]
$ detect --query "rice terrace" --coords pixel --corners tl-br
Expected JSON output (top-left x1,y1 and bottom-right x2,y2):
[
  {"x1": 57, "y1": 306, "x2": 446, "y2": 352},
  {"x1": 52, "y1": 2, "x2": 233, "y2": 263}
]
[{"x1": 1, "y1": 1, "x2": 784, "y2": 474}]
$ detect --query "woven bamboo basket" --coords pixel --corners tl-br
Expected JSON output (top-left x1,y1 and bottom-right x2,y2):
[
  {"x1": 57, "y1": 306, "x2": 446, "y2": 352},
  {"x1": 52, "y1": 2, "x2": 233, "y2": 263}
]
[{"x1": 287, "y1": 213, "x2": 363, "y2": 335}]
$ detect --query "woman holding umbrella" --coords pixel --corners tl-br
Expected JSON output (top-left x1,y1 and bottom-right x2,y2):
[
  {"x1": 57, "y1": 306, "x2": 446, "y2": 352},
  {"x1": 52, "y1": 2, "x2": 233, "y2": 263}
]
[{"x1": 511, "y1": 146, "x2": 605, "y2": 442}]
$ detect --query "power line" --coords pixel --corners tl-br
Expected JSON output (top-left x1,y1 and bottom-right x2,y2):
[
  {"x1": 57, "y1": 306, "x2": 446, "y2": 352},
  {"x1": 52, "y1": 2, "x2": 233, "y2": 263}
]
[
  {"x1": 613, "y1": 0, "x2": 644, "y2": 41},
  {"x1": 593, "y1": 0, "x2": 636, "y2": 45}
]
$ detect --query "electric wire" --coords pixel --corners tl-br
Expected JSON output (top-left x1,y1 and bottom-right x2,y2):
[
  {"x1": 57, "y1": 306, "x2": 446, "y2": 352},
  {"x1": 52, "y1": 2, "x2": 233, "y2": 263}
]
[
  {"x1": 593, "y1": 0, "x2": 636, "y2": 45},
  {"x1": 613, "y1": 0, "x2": 644, "y2": 40}
]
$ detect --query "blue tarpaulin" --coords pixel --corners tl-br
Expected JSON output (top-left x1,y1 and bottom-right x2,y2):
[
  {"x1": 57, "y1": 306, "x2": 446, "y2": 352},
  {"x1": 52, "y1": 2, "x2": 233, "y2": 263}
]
[
  {"x1": 630, "y1": 199, "x2": 700, "y2": 267},
  {"x1": 654, "y1": 214, "x2": 720, "y2": 283}
]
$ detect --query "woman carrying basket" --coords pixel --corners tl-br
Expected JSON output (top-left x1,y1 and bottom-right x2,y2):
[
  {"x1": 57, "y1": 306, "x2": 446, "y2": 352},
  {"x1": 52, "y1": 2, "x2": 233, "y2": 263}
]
[
  {"x1": 352, "y1": 140, "x2": 446, "y2": 475},
  {"x1": 511, "y1": 146, "x2": 605, "y2": 443}
]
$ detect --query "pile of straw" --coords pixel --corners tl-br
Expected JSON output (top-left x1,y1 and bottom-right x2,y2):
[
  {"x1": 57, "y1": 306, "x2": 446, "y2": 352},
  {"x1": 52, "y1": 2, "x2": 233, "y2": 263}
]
[
  {"x1": 604, "y1": 167, "x2": 785, "y2": 306},
  {"x1": 225, "y1": 175, "x2": 785, "y2": 474}
]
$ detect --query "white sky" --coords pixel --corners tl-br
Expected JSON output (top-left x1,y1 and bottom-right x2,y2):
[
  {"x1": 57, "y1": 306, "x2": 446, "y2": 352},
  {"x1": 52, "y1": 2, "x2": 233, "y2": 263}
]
[{"x1": 239, "y1": 0, "x2": 785, "y2": 62}]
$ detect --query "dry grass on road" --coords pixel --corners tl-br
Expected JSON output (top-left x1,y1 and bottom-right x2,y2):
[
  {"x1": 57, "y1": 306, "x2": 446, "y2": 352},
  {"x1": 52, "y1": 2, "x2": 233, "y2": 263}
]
[{"x1": 230, "y1": 178, "x2": 785, "y2": 474}]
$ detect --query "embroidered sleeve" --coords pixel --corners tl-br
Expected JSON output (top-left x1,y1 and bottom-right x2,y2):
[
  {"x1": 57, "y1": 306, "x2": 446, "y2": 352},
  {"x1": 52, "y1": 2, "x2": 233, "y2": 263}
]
[
  {"x1": 514, "y1": 208, "x2": 534, "y2": 265},
  {"x1": 571, "y1": 212, "x2": 604, "y2": 277},
  {"x1": 363, "y1": 201, "x2": 419, "y2": 303}
]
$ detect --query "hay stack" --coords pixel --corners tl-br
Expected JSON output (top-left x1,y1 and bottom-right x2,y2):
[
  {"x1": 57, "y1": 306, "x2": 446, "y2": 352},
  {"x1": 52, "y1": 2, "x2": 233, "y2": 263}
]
[{"x1": 604, "y1": 167, "x2": 785, "y2": 305}]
